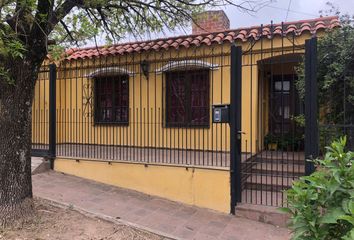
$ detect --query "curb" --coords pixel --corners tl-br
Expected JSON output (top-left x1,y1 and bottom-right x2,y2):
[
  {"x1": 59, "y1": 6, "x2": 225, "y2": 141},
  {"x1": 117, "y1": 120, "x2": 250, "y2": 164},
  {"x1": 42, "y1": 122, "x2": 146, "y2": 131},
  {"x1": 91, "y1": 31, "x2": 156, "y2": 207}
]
[{"x1": 35, "y1": 196, "x2": 180, "y2": 240}]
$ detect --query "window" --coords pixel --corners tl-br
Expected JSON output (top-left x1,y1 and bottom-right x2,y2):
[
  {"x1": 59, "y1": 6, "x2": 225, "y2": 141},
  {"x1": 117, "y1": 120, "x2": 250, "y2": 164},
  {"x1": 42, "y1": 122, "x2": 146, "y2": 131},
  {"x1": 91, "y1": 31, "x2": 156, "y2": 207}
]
[
  {"x1": 95, "y1": 75, "x2": 129, "y2": 124},
  {"x1": 166, "y1": 69, "x2": 209, "y2": 127},
  {"x1": 274, "y1": 80, "x2": 290, "y2": 92}
]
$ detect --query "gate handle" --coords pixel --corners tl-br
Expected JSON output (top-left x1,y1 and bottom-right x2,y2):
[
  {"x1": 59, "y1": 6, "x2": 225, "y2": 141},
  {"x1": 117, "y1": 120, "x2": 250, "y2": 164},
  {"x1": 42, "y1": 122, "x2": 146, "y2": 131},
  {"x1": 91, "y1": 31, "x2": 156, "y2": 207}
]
[{"x1": 238, "y1": 131, "x2": 246, "y2": 134}]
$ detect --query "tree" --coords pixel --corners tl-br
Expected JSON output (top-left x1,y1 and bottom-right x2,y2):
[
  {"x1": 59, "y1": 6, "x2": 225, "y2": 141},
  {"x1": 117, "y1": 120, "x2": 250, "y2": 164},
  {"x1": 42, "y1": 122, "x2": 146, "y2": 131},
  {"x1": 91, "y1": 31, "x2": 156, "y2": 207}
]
[
  {"x1": 0, "y1": 0, "x2": 263, "y2": 227},
  {"x1": 296, "y1": 5, "x2": 354, "y2": 125},
  {"x1": 295, "y1": 4, "x2": 354, "y2": 151}
]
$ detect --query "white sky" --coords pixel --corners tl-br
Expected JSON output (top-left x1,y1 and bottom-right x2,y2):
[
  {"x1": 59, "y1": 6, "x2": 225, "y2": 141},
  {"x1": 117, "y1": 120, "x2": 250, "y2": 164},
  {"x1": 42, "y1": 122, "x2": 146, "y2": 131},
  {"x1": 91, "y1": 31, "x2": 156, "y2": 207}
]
[
  {"x1": 224, "y1": 0, "x2": 353, "y2": 28},
  {"x1": 88, "y1": 0, "x2": 354, "y2": 46}
]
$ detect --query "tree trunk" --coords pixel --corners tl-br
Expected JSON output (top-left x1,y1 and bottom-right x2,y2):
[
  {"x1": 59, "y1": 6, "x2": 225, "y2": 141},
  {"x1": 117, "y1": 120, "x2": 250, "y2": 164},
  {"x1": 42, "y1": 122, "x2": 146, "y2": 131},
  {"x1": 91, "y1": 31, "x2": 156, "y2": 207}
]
[{"x1": 0, "y1": 59, "x2": 41, "y2": 227}]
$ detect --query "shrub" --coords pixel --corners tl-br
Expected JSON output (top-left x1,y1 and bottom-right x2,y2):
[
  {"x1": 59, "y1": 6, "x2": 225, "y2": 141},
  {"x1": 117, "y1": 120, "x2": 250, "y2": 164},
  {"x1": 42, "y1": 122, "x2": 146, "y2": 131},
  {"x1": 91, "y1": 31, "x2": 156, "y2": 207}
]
[{"x1": 281, "y1": 137, "x2": 354, "y2": 239}]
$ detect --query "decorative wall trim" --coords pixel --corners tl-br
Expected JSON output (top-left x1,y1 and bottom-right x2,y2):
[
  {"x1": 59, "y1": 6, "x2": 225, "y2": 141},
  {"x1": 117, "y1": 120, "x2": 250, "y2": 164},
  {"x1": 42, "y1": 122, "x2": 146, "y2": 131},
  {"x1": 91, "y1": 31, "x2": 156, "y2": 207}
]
[
  {"x1": 156, "y1": 60, "x2": 219, "y2": 74},
  {"x1": 87, "y1": 67, "x2": 135, "y2": 77}
]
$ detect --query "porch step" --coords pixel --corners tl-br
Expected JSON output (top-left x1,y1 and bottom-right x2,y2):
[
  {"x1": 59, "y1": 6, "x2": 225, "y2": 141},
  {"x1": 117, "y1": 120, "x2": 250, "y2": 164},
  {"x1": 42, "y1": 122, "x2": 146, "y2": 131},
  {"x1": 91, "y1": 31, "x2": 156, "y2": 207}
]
[
  {"x1": 235, "y1": 203, "x2": 290, "y2": 227},
  {"x1": 244, "y1": 175, "x2": 296, "y2": 192},
  {"x1": 248, "y1": 162, "x2": 304, "y2": 176},
  {"x1": 241, "y1": 190, "x2": 287, "y2": 207},
  {"x1": 253, "y1": 151, "x2": 305, "y2": 165},
  {"x1": 255, "y1": 157, "x2": 305, "y2": 165},
  {"x1": 241, "y1": 151, "x2": 304, "y2": 194}
]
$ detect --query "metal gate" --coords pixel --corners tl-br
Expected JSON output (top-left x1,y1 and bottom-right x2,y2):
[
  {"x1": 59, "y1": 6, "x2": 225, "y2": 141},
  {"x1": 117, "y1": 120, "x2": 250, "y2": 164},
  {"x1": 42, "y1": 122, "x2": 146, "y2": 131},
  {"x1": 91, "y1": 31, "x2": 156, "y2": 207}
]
[{"x1": 230, "y1": 27, "x2": 318, "y2": 210}]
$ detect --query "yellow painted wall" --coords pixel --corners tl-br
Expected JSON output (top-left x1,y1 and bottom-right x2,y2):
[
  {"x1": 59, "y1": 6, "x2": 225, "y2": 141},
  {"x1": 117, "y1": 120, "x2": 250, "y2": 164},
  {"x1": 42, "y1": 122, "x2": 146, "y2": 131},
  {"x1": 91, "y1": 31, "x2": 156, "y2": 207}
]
[
  {"x1": 54, "y1": 158, "x2": 230, "y2": 213},
  {"x1": 32, "y1": 32, "x2": 315, "y2": 154},
  {"x1": 32, "y1": 70, "x2": 50, "y2": 145}
]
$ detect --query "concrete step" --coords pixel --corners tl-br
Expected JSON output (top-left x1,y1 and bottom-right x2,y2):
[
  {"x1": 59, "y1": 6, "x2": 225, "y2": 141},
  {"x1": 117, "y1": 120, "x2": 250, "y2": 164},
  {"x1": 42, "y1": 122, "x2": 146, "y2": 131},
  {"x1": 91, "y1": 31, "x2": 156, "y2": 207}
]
[
  {"x1": 255, "y1": 151, "x2": 305, "y2": 160},
  {"x1": 244, "y1": 175, "x2": 297, "y2": 192},
  {"x1": 255, "y1": 157, "x2": 305, "y2": 165},
  {"x1": 248, "y1": 162, "x2": 305, "y2": 176},
  {"x1": 236, "y1": 202, "x2": 290, "y2": 227},
  {"x1": 241, "y1": 190, "x2": 287, "y2": 206},
  {"x1": 250, "y1": 151, "x2": 305, "y2": 165}
]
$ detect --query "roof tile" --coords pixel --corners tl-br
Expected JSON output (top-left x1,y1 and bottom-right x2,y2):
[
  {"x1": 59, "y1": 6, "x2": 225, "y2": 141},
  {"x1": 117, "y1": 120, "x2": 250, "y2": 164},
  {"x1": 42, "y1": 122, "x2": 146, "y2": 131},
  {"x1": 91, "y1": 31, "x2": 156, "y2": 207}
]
[{"x1": 65, "y1": 16, "x2": 339, "y2": 60}]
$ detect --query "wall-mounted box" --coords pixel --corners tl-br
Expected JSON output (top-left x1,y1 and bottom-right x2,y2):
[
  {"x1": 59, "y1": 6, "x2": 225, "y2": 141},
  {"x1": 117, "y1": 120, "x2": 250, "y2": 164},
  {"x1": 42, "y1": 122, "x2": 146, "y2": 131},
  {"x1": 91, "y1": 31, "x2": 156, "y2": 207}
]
[{"x1": 212, "y1": 104, "x2": 230, "y2": 123}]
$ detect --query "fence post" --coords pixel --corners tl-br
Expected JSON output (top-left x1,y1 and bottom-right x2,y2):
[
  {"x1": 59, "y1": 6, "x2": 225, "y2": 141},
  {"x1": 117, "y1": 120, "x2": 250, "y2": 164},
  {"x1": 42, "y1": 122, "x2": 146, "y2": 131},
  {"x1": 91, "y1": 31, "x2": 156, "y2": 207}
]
[
  {"x1": 48, "y1": 64, "x2": 57, "y2": 169},
  {"x1": 304, "y1": 37, "x2": 318, "y2": 175},
  {"x1": 230, "y1": 45, "x2": 242, "y2": 214}
]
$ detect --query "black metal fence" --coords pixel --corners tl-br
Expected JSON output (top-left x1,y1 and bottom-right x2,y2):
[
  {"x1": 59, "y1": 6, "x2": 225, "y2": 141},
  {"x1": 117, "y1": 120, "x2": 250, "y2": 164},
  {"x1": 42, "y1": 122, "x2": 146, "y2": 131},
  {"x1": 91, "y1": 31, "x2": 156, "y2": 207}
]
[
  {"x1": 31, "y1": 22, "x2": 352, "y2": 210},
  {"x1": 33, "y1": 46, "x2": 232, "y2": 167}
]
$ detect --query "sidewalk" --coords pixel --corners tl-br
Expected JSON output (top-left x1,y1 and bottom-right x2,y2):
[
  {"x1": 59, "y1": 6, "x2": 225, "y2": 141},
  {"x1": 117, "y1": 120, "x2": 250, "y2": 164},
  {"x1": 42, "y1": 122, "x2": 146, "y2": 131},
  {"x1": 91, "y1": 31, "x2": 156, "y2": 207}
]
[
  {"x1": 31, "y1": 157, "x2": 44, "y2": 172},
  {"x1": 32, "y1": 171, "x2": 291, "y2": 240}
]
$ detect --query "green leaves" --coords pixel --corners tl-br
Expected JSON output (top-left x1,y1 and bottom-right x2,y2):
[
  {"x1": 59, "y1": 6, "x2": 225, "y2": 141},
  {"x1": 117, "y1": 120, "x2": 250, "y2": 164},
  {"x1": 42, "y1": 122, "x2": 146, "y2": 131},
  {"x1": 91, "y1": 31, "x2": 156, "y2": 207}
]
[
  {"x1": 296, "y1": 13, "x2": 354, "y2": 154},
  {"x1": 0, "y1": 66, "x2": 14, "y2": 85},
  {"x1": 319, "y1": 207, "x2": 346, "y2": 224},
  {"x1": 1, "y1": 0, "x2": 255, "y2": 63},
  {"x1": 6, "y1": 39, "x2": 26, "y2": 59},
  {"x1": 342, "y1": 229, "x2": 354, "y2": 240},
  {"x1": 285, "y1": 137, "x2": 354, "y2": 239}
]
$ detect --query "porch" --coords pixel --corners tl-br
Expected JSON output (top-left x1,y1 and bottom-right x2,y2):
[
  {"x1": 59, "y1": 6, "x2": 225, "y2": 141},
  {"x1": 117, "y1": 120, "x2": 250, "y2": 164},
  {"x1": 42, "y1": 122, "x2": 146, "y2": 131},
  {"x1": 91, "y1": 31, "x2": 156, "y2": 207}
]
[
  {"x1": 33, "y1": 143, "x2": 302, "y2": 167},
  {"x1": 33, "y1": 141, "x2": 304, "y2": 207}
]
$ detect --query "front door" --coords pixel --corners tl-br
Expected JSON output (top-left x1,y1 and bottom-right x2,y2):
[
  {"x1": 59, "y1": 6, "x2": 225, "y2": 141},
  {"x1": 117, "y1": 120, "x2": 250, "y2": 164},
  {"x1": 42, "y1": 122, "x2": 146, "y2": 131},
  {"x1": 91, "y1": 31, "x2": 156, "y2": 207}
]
[{"x1": 269, "y1": 74, "x2": 299, "y2": 135}]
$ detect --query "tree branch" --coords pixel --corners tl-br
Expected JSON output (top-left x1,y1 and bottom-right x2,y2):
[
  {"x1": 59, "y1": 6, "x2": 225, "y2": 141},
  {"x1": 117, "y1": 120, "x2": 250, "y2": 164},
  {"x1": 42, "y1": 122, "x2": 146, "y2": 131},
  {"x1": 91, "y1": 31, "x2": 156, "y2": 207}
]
[{"x1": 48, "y1": 0, "x2": 83, "y2": 33}]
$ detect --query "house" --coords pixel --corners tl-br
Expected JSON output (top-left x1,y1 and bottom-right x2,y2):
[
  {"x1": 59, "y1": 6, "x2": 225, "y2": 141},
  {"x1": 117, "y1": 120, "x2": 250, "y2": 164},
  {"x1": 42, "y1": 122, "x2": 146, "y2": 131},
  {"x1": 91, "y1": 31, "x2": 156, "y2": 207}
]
[{"x1": 31, "y1": 11, "x2": 339, "y2": 213}]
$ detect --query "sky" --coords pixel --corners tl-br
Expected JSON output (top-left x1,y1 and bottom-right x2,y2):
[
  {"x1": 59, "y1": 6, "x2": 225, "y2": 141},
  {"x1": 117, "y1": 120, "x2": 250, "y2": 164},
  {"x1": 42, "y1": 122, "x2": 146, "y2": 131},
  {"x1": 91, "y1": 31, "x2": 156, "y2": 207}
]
[
  {"x1": 88, "y1": 0, "x2": 354, "y2": 46},
  {"x1": 224, "y1": 0, "x2": 354, "y2": 28}
]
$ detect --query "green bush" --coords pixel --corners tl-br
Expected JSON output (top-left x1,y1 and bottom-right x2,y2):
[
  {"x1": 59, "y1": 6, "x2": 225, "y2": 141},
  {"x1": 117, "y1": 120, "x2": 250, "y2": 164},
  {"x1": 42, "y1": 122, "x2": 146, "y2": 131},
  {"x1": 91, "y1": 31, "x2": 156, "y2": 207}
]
[{"x1": 281, "y1": 137, "x2": 354, "y2": 240}]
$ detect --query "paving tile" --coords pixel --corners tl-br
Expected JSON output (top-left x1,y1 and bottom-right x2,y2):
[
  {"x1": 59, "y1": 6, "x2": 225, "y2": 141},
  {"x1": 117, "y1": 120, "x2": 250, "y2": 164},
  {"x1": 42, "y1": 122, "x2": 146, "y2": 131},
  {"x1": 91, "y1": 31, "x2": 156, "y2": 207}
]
[
  {"x1": 174, "y1": 206, "x2": 197, "y2": 219},
  {"x1": 33, "y1": 171, "x2": 291, "y2": 240},
  {"x1": 194, "y1": 232, "x2": 220, "y2": 240},
  {"x1": 132, "y1": 208, "x2": 156, "y2": 218},
  {"x1": 122, "y1": 214, "x2": 142, "y2": 223},
  {"x1": 136, "y1": 211, "x2": 168, "y2": 226},
  {"x1": 219, "y1": 234, "x2": 240, "y2": 240},
  {"x1": 153, "y1": 222, "x2": 178, "y2": 234},
  {"x1": 201, "y1": 220, "x2": 227, "y2": 237},
  {"x1": 183, "y1": 218, "x2": 210, "y2": 233},
  {"x1": 172, "y1": 225, "x2": 198, "y2": 239}
]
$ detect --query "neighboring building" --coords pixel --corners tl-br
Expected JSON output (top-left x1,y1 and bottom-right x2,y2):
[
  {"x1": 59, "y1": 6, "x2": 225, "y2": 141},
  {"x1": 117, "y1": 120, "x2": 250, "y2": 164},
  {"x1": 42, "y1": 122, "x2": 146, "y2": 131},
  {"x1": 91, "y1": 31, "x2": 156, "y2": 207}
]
[{"x1": 32, "y1": 11, "x2": 339, "y2": 213}]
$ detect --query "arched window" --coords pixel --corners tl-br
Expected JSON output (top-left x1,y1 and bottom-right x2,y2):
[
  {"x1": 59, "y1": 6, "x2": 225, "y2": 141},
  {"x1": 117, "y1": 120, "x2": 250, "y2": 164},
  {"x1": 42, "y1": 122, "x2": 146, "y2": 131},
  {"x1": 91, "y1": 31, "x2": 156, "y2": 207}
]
[
  {"x1": 161, "y1": 60, "x2": 215, "y2": 127},
  {"x1": 166, "y1": 69, "x2": 210, "y2": 127},
  {"x1": 89, "y1": 68, "x2": 131, "y2": 124}
]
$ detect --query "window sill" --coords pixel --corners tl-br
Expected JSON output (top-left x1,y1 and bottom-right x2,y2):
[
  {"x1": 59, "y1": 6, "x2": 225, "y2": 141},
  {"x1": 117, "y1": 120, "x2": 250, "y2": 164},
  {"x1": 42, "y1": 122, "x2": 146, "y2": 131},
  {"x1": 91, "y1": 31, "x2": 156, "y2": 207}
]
[
  {"x1": 164, "y1": 123, "x2": 210, "y2": 129},
  {"x1": 94, "y1": 122, "x2": 129, "y2": 126}
]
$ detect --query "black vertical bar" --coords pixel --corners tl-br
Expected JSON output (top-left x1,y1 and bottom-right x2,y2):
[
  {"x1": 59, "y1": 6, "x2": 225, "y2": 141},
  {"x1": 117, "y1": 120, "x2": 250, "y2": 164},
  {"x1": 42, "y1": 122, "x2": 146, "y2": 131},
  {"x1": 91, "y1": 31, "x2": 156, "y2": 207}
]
[
  {"x1": 230, "y1": 45, "x2": 242, "y2": 214},
  {"x1": 305, "y1": 37, "x2": 318, "y2": 175},
  {"x1": 49, "y1": 64, "x2": 57, "y2": 168}
]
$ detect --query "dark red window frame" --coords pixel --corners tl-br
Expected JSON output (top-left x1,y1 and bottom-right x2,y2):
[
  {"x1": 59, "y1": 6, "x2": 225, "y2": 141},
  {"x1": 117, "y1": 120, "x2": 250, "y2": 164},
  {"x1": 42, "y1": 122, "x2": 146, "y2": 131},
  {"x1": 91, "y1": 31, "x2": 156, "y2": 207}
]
[
  {"x1": 166, "y1": 69, "x2": 210, "y2": 127},
  {"x1": 94, "y1": 75, "x2": 129, "y2": 124}
]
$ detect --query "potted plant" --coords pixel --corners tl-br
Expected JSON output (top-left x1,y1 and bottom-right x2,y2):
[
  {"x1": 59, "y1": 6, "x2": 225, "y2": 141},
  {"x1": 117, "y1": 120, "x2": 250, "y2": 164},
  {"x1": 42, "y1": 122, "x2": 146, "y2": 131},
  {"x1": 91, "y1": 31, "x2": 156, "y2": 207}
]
[{"x1": 264, "y1": 133, "x2": 277, "y2": 151}]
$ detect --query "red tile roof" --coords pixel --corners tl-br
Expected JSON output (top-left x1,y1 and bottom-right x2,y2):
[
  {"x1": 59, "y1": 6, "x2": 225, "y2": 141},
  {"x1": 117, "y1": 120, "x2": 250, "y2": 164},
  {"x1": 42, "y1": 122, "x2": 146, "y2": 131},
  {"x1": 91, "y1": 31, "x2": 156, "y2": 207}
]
[{"x1": 65, "y1": 16, "x2": 339, "y2": 61}]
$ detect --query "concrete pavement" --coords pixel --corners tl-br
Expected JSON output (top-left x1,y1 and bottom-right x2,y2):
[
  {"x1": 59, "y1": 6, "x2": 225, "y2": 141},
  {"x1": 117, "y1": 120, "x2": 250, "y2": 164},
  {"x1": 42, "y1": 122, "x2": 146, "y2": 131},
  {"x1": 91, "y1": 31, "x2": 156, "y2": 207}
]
[{"x1": 32, "y1": 171, "x2": 291, "y2": 240}]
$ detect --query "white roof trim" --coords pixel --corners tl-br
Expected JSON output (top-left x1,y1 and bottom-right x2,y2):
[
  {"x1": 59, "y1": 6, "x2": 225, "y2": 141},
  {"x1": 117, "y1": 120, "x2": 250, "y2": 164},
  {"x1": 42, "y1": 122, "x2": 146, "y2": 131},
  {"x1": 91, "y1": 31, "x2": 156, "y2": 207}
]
[
  {"x1": 87, "y1": 67, "x2": 135, "y2": 78},
  {"x1": 156, "y1": 60, "x2": 219, "y2": 74}
]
